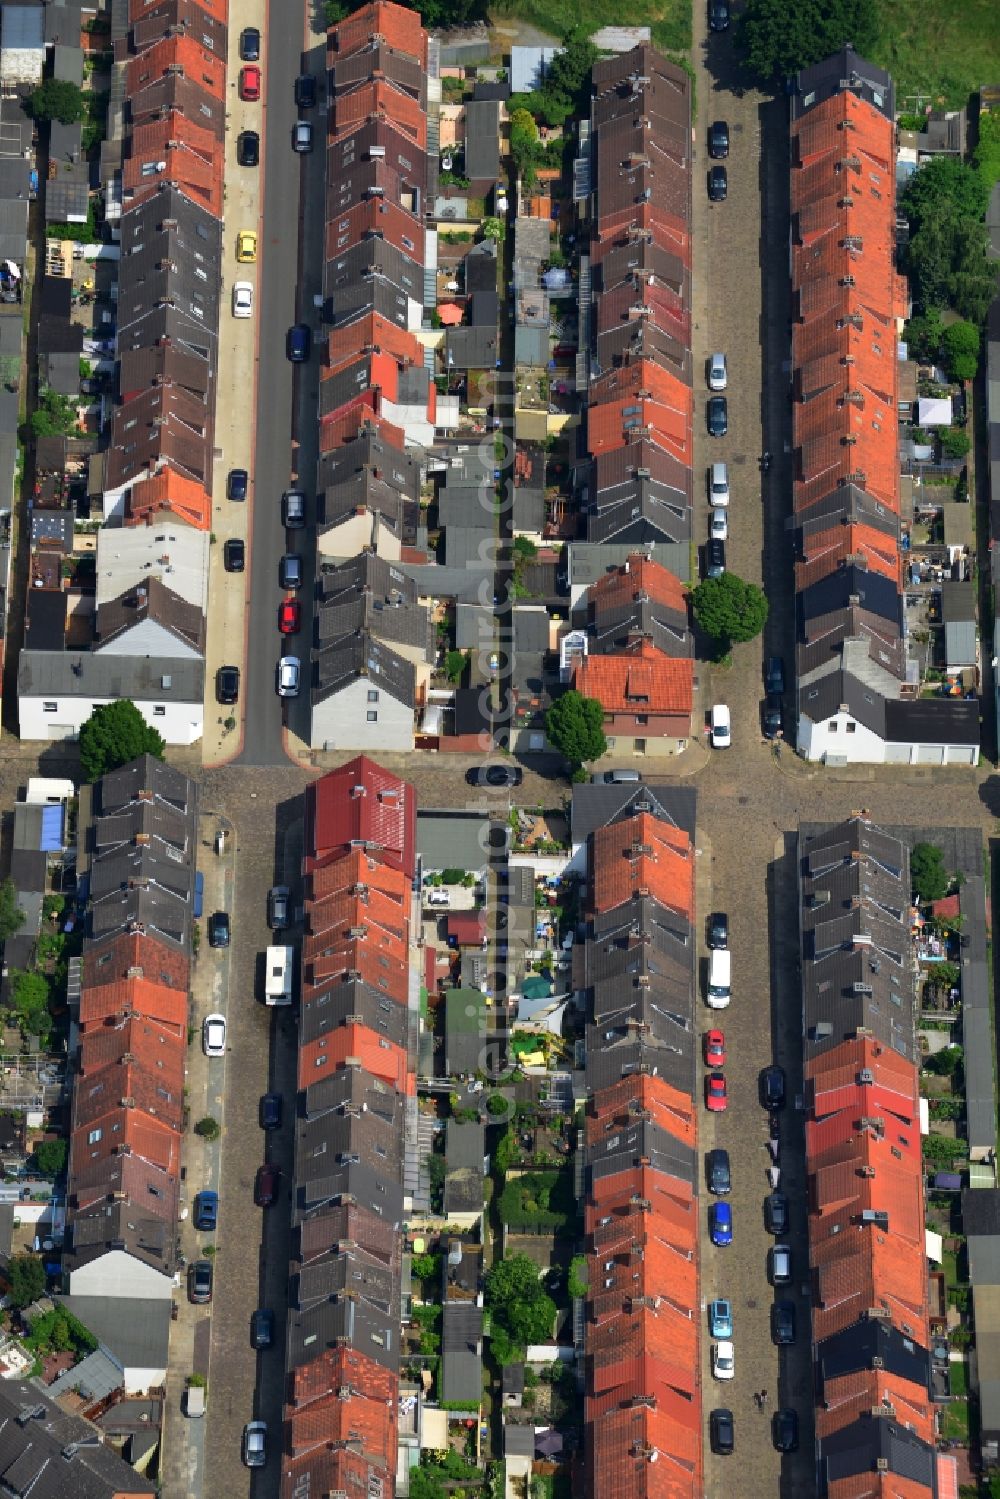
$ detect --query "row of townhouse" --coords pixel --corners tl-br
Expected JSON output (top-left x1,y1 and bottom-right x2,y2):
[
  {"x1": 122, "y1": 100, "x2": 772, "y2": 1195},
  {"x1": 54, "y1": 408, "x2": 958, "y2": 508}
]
[
  {"x1": 797, "y1": 816, "x2": 949, "y2": 1495},
  {"x1": 788, "y1": 50, "x2": 979, "y2": 766},
  {"x1": 281, "y1": 753, "x2": 419, "y2": 1499},
  {"x1": 18, "y1": 0, "x2": 227, "y2": 744},
  {"x1": 578, "y1": 795, "x2": 702, "y2": 1496}
]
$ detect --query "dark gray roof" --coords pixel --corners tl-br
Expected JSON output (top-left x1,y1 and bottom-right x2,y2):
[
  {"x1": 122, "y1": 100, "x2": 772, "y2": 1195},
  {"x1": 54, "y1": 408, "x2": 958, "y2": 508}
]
[
  {"x1": 512, "y1": 606, "x2": 550, "y2": 654},
  {"x1": 884, "y1": 697, "x2": 980, "y2": 747},
  {"x1": 117, "y1": 188, "x2": 222, "y2": 335},
  {"x1": 64, "y1": 1200, "x2": 174, "y2": 1279},
  {"x1": 312, "y1": 631, "x2": 416, "y2": 709},
  {"x1": 816, "y1": 1319, "x2": 930, "y2": 1394},
  {"x1": 464, "y1": 99, "x2": 500, "y2": 182},
  {"x1": 287, "y1": 1293, "x2": 400, "y2": 1372},
  {"x1": 505, "y1": 1423, "x2": 535, "y2": 1456},
  {"x1": 295, "y1": 1240, "x2": 397, "y2": 1314},
  {"x1": 820, "y1": 1417, "x2": 934, "y2": 1492},
  {"x1": 296, "y1": 1109, "x2": 404, "y2": 1195},
  {"x1": 318, "y1": 473, "x2": 418, "y2": 549},
  {"x1": 62, "y1": 1294, "x2": 171, "y2": 1373},
  {"x1": 799, "y1": 564, "x2": 901, "y2": 629},
  {"x1": 445, "y1": 1118, "x2": 484, "y2": 1171},
  {"x1": 24, "y1": 589, "x2": 67, "y2": 651},
  {"x1": 18, "y1": 650, "x2": 204, "y2": 705},
  {"x1": 0, "y1": 1380, "x2": 155, "y2": 1499},
  {"x1": 445, "y1": 988, "x2": 487, "y2": 1075},
  {"x1": 295, "y1": 1153, "x2": 404, "y2": 1225},
  {"x1": 569, "y1": 540, "x2": 691, "y2": 590},
  {"x1": 95, "y1": 576, "x2": 205, "y2": 655},
  {"x1": 587, "y1": 440, "x2": 692, "y2": 545},
  {"x1": 317, "y1": 429, "x2": 421, "y2": 502},
  {"x1": 464, "y1": 239, "x2": 498, "y2": 293},
  {"x1": 316, "y1": 553, "x2": 432, "y2": 657},
  {"x1": 324, "y1": 268, "x2": 420, "y2": 333},
  {"x1": 95, "y1": 754, "x2": 195, "y2": 819},
  {"x1": 587, "y1": 1115, "x2": 695, "y2": 1190},
  {"x1": 797, "y1": 484, "x2": 900, "y2": 544},
  {"x1": 962, "y1": 1188, "x2": 1000, "y2": 1238},
  {"x1": 446, "y1": 324, "x2": 498, "y2": 370},
  {"x1": 571, "y1": 782, "x2": 696, "y2": 846},
  {"x1": 301, "y1": 979, "x2": 409, "y2": 1053},
  {"x1": 441, "y1": 1302, "x2": 482, "y2": 1402},
  {"x1": 791, "y1": 46, "x2": 894, "y2": 121}
]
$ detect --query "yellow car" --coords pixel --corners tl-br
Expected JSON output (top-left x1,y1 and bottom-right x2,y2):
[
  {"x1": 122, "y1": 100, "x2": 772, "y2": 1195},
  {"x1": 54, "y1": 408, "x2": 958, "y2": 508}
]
[{"x1": 236, "y1": 230, "x2": 257, "y2": 263}]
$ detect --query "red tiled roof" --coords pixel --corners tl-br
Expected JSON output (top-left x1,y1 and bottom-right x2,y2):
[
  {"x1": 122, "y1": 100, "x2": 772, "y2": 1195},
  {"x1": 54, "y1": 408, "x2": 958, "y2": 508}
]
[
  {"x1": 308, "y1": 848, "x2": 410, "y2": 906},
  {"x1": 297, "y1": 1024, "x2": 413, "y2": 1094},
  {"x1": 575, "y1": 641, "x2": 694, "y2": 719},
  {"x1": 82, "y1": 931, "x2": 190, "y2": 996},
  {"x1": 318, "y1": 402, "x2": 407, "y2": 455},
  {"x1": 587, "y1": 555, "x2": 687, "y2": 615},
  {"x1": 128, "y1": 0, "x2": 228, "y2": 20},
  {"x1": 125, "y1": 469, "x2": 211, "y2": 530},
  {"x1": 816, "y1": 1365, "x2": 935, "y2": 1443},
  {"x1": 324, "y1": 203, "x2": 425, "y2": 268},
  {"x1": 125, "y1": 33, "x2": 226, "y2": 104},
  {"x1": 796, "y1": 521, "x2": 901, "y2": 591},
  {"x1": 324, "y1": 315, "x2": 422, "y2": 382},
  {"x1": 332, "y1": 79, "x2": 427, "y2": 147},
  {"x1": 308, "y1": 756, "x2": 416, "y2": 875},
  {"x1": 589, "y1": 811, "x2": 694, "y2": 918},
  {"x1": 329, "y1": 0, "x2": 427, "y2": 67},
  {"x1": 124, "y1": 116, "x2": 223, "y2": 218},
  {"x1": 286, "y1": 1346, "x2": 398, "y2": 1461},
  {"x1": 78, "y1": 977, "x2": 187, "y2": 1035}
]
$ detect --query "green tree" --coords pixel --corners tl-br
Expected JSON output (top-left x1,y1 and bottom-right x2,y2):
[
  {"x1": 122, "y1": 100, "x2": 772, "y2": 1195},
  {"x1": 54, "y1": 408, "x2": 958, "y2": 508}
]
[
  {"x1": 445, "y1": 649, "x2": 467, "y2": 684},
  {"x1": 910, "y1": 842, "x2": 948, "y2": 903},
  {"x1": 26, "y1": 79, "x2": 85, "y2": 125},
  {"x1": 481, "y1": 217, "x2": 504, "y2": 242},
  {"x1": 509, "y1": 108, "x2": 540, "y2": 179},
  {"x1": 34, "y1": 1139, "x2": 67, "y2": 1177},
  {"x1": 903, "y1": 309, "x2": 944, "y2": 363},
  {"x1": 543, "y1": 27, "x2": 599, "y2": 119},
  {"x1": 323, "y1": 0, "x2": 348, "y2": 20},
  {"x1": 486, "y1": 1253, "x2": 556, "y2": 1351},
  {"x1": 926, "y1": 1045, "x2": 963, "y2": 1077},
  {"x1": 8, "y1": 971, "x2": 51, "y2": 1041},
  {"x1": 568, "y1": 1255, "x2": 588, "y2": 1299},
  {"x1": 901, "y1": 157, "x2": 990, "y2": 232},
  {"x1": 6, "y1": 1253, "x2": 45, "y2": 1309},
  {"x1": 737, "y1": 0, "x2": 879, "y2": 81},
  {"x1": 30, "y1": 387, "x2": 78, "y2": 440},
  {"x1": 494, "y1": 1126, "x2": 519, "y2": 1173},
  {"x1": 0, "y1": 879, "x2": 25, "y2": 944},
  {"x1": 940, "y1": 426, "x2": 971, "y2": 460},
  {"x1": 691, "y1": 573, "x2": 768, "y2": 648},
  {"x1": 194, "y1": 1116, "x2": 221, "y2": 1141},
  {"x1": 411, "y1": 1252, "x2": 439, "y2": 1282},
  {"x1": 940, "y1": 320, "x2": 979, "y2": 382},
  {"x1": 79, "y1": 699, "x2": 165, "y2": 783},
  {"x1": 545, "y1": 690, "x2": 607, "y2": 766}
]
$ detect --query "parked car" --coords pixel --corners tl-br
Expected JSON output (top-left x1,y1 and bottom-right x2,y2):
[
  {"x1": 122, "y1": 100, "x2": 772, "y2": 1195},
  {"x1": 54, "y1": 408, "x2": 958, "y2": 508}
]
[
  {"x1": 279, "y1": 553, "x2": 302, "y2": 590},
  {"x1": 224, "y1": 538, "x2": 245, "y2": 573},
  {"x1": 771, "y1": 1300, "x2": 796, "y2": 1346},
  {"x1": 763, "y1": 693, "x2": 783, "y2": 740},
  {"x1": 216, "y1": 665, "x2": 239, "y2": 705},
  {"x1": 202, "y1": 1013, "x2": 226, "y2": 1057},
  {"x1": 760, "y1": 1064, "x2": 786, "y2": 1110},
  {"x1": 704, "y1": 1029, "x2": 726, "y2": 1068},
  {"x1": 193, "y1": 1190, "x2": 218, "y2": 1232},
  {"x1": 236, "y1": 230, "x2": 257, "y2": 264},
  {"x1": 466, "y1": 765, "x2": 523, "y2": 787},
  {"x1": 705, "y1": 538, "x2": 726, "y2": 578},
  {"x1": 232, "y1": 281, "x2": 253, "y2": 319},
  {"x1": 255, "y1": 1163, "x2": 280, "y2": 1207},
  {"x1": 705, "y1": 1072, "x2": 728, "y2": 1112},
  {"x1": 707, "y1": 1147, "x2": 731, "y2": 1195},
  {"x1": 293, "y1": 120, "x2": 314, "y2": 153},
  {"x1": 769, "y1": 1243, "x2": 793, "y2": 1285},
  {"x1": 276, "y1": 657, "x2": 300, "y2": 698},
  {"x1": 208, "y1": 911, "x2": 230, "y2": 948},
  {"x1": 708, "y1": 352, "x2": 728, "y2": 390},
  {"x1": 295, "y1": 74, "x2": 317, "y2": 109},
  {"x1": 711, "y1": 507, "x2": 729, "y2": 541},
  {"x1": 188, "y1": 1259, "x2": 213, "y2": 1304},
  {"x1": 708, "y1": 911, "x2": 729, "y2": 949},
  {"x1": 239, "y1": 27, "x2": 260, "y2": 60},
  {"x1": 707, "y1": 395, "x2": 728, "y2": 435},
  {"x1": 772, "y1": 1408, "x2": 799, "y2": 1453},
  {"x1": 764, "y1": 1191, "x2": 789, "y2": 1236},
  {"x1": 237, "y1": 130, "x2": 259, "y2": 167},
  {"x1": 279, "y1": 598, "x2": 301, "y2": 635},
  {"x1": 712, "y1": 1339, "x2": 735, "y2": 1381},
  {"x1": 709, "y1": 1201, "x2": 733, "y2": 1247},
  {"x1": 259, "y1": 1092, "x2": 282, "y2": 1130},
  {"x1": 251, "y1": 1309, "x2": 274, "y2": 1350},
  {"x1": 709, "y1": 461, "x2": 730, "y2": 507},
  {"x1": 267, "y1": 885, "x2": 290, "y2": 931},
  {"x1": 708, "y1": 119, "x2": 729, "y2": 158},
  {"x1": 242, "y1": 1420, "x2": 267, "y2": 1468},
  {"x1": 708, "y1": 0, "x2": 730, "y2": 29},
  {"x1": 239, "y1": 65, "x2": 261, "y2": 101},
  {"x1": 282, "y1": 490, "x2": 306, "y2": 529},
  {"x1": 708, "y1": 1298, "x2": 733, "y2": 1339},
  {"x1": 227, "y1": 467, "x2": 248, "y2": 501},
  {"x1": 709, "y1": 165, "x2": 728, "y2": 201},
  {"x1": 287, "y1": 324, "x2": 311, "y2": 362},
  {"x1": 709, "y1": 1407, "x2": 735, "y2": 1456},
  {"x1": 765, "y1": 656, "x2": 786, "y2": 695},
  {"x1": 710, "y1": 704, "x2": 731, "y2": 748}
]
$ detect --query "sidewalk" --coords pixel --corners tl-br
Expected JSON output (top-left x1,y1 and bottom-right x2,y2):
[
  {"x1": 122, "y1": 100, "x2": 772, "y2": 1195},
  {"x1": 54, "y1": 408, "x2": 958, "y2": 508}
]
[
  {"x1": 160, "y1": 812, "x2": 237, "y2": 1499},
  {"x1": 202, "y1": 0, "x2": 268, "y2": 770}
]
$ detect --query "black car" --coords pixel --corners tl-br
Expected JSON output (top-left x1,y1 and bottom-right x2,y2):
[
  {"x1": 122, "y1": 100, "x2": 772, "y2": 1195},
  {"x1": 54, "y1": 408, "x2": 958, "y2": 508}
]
[
  {"x1": 287, "y1": 323, "x2": 312, "y2": 362},
  {"x1": 765, "y1": 656, "x2": 786, "y2": 695},
  {"x1": 267, "y1": 885, "x2": 290, "y2": 931},
  {"x1": 240, "y1": 26, "x2": 261, "y2": 60},
  {"x1": 707, "y1": 1148, "x2": 731, "y2": 1195},
  {"x1": 260, "y1": 1092, "x2": 282, "y2": 1130},
  {"x1": 224, "y1": 538, "x2": 245, "y2": 573},
  {"x1": 279, "y1": 553, "x2": 303, "y2": 590},
  {"x1": 760, "y1": 1064, "x2": 786, "y2": 1110},
  {"x1": 771, "y1": 1300, "x2": 796, "y2": 1346},
  {"x1": 467, "y1": 765, "x2": 524, "y2": 788},
  {"x1": 708, "y1": 120, "x2": 729, "y2": 159},
  {"x1": 208, "y1": 911, "x2": 230, "y2": 949},
  {"x1": 188, "y1": 1259, "x2": 213, "y2": 1304},
  {"x1": 764, "y1": 1191, "x2": 789, "y2": 1236},
  {"x1": 707, "y1": 395, "x2": 728, "y2": 436},
  {"x1": 708, "y1": 911, "x2": 729, "y2": 949},
  {"x1": 295, "y1": 74, "x2": 317, "y2": 109},
  {"x1": 709, "y1": 165, "x2": 728, "y2": 202},
  {"x1": 251, "y1": 1308, "x2": 275, "y2": 1350},
  {"x1": 705, "y1": 537, "x2": 726, "y2": 578},
  {"x1": 710, "y1": 1407, "x2": 735, "y2": 1456},
  {"x1": 255, "y1": 1162, "x2": 280, "y2": 1207},
  {"x1": 227, "y1": 467, "x2": 248, "y2": 502},
  {"x1": 772, "y1": 1408, "x2": 799, "y2": 1453},
  {"x1": 281, "y1": 490, "x2": 307, "y2": 529},
  {"x1": 237, "y1": 130, "x2": 260, "y2": 167},
  {"x1": 216, "y1": 665, "x2": 239, "y2": 705},
  {"x1": 763, "y1": 693, "x2": 783, "y2": 740},
  {"x1": 708, "y1": 0, "x2": 730, "y2": 28}
]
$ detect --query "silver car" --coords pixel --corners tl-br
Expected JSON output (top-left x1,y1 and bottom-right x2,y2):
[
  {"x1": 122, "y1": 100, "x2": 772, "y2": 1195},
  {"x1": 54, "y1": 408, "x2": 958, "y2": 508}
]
[
  {"x1": 708, "y1": 351, "x2": 728, "y2": 390},
  {"x1": 276, "y1": 657, "x2": 300, "y2": 698},
  {"x1": 242, "y1": 1420, "x2": 266, "y2": 1468},
  {"x1": 202, "y1": 1013, "x2": 226, "y2": 1057}
]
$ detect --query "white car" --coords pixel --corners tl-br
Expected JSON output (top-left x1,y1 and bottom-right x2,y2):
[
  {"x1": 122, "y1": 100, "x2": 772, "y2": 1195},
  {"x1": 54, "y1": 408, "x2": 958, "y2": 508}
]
[
  {"x1": 232, "y1": 280, "x2": 253, "y2": 318},
  {"x1": 276, "y1": 656, "x2": 300, "y2": 698},
  {"x1": 203, "y1": 1013, "x2": 227, "y2": 1057},
  {"x1": 708, "y1": 352, "x2": 728, "y2": 391},
  {"x1": 710, "y1": 704, "x2": 731, "y2": 749},
  {"x1": 709, "y1": 461, "x2": 730, "y2": 507},
  {"x1": 711, "y1": 507, "x2": 728, "y2": 541},
  {"x1": 712, "y1": 1339, "x2": 735, "y2": 1381}
]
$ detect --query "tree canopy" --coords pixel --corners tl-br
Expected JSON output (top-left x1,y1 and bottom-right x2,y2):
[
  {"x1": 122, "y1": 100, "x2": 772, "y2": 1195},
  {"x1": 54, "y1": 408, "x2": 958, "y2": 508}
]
[
  {"x1": 910, "y1": 842, "x2": 948, "y2": 903},
  {"x1": 7, "y1": 971, "x2": 51, "y2": 1043},
  {"x1": 940, "y1": 320, "x2": 979, "y2": 382},
  {"x1": 545, "y1": 690, "x2": 607, "y2": 767},
  {"x1": 33, "y1": 1139, "x2": 67, "y2": 1178},
  {"x1": 6, "y1": 1253, "x2": 45, "y2": 1310},
  {"x1": 508, "y1": 28, "x2": 599, "y2": 128},
  {"x1": 691, "y1": 573, "x2": 768, "y2": 647},
  {"x1": 901, "y1": 159, "x2": 996, "y2": 323},
  {"x1": 79, "y1": 700, "x2": 165, "y2": 783},
  {"x1": 737, "y1": 0, "x2": 879, "y2": 81},
  {"x1": 486, "y1": 1253, "x2": 556, "y2": 1363},
  {"x1": 26, "y1": 79, "x2": 85, "y2": 125},
  {"x1": 0, "y1": 879, "x2": 25, "y2": 945}
]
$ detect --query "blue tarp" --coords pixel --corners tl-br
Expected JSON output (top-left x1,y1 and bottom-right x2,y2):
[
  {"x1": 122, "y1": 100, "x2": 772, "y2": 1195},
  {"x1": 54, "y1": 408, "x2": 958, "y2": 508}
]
[{"x1": 39, "y1": 804, "x2": 64, "y2": 852}]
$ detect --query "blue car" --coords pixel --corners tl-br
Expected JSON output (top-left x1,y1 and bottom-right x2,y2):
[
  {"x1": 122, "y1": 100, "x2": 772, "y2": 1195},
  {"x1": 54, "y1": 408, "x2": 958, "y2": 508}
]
[
  {"x1": 708, "y1": 1298, "x2": 733, "y2": 1338},
  {"x1": 193, "y1": 1190, "x2": 218, "y2": 1232},
  {"x1": 710, "y1": 1201, "x2": 733, "y2": 1246}
]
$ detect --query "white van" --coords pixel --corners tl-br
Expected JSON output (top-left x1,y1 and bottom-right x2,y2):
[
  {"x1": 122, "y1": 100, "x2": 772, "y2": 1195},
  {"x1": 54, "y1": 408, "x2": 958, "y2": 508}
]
[
  {"x1": 707, "y1": 948, "x2": 731, "y2": 1009},
  {"x1": 709, "y1": 462, "x2": 730, "y2": 507}
]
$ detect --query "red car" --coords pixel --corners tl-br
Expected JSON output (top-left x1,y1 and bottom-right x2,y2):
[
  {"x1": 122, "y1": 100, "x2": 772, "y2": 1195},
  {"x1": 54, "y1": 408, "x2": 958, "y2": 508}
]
[
  {"x1": 704, "y1": 1029, "x2": 726, "y2": 1068},
  {"x1": 279, "y1": 598, "x2": 300, "y2": 635},
  {"x1": 255, "y1": 1162, "x2": 280, "y2": 1207},
  {"x1": 240, "y1": 65, "x2": 261, "y2": 101},
  {"x1": 705, "y1": 1072, "x2": 728, "y2": 1112}
]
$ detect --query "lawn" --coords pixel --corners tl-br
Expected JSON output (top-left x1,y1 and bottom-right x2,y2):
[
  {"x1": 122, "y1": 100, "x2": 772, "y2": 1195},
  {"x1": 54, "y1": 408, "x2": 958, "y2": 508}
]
[
  {"x1": 951, "y1": 1359, "x2": 969, "y2": 1397},
  {"x1": 941, "y1": 1398, "x2": 970, "y2": 1442},
  {"x1": 873, "y1": 0, "x2": 1000, "y2": 108},
  {"x1": 492, "y1": 0, "x2": 690, "y2": 54}
]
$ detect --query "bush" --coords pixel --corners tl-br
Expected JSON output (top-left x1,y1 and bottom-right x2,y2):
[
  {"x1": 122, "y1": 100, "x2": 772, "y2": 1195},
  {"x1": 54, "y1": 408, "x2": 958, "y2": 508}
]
[
  {"x1": 568, "y1": 1255, "x2": 588, "y2": 1299},
  {"x1": 940, "y1": 427, "x2": 971, "y2": 460},
  {"x1": 911, "y1": 842, "x2": 948, "y2": 902},
  {"x1": 26, "y1": 79, "x2": 85, "y2": 125},
  {"x1": 5, "y1": 1253, "x2": 45, "y2": 1309},
  {"x1": 926, "y1": 1046, "x2": 963, "y2": 1077},
  {"x1": 33, "y1": 1138, "x2": 67, "y2": 1177},
  {"x1": 487, "y1": 1093, "x2": 508, "y2": 1116},
  {"x1": 187, "y1": 1372, "x2": 207, "y2": 1387},
  {"x1": 497, "y1": 1169, "x2": 576, "y2": 1232},
  {"x1": 194, "y1": 1116, "x2": 221, "y2": 1141},
  {"x1": 79, "y1": 700, "x2": 165, "y2": 782},
  {"x1": 940, "y1": 320, "x2": 979, "y2": 382}
]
